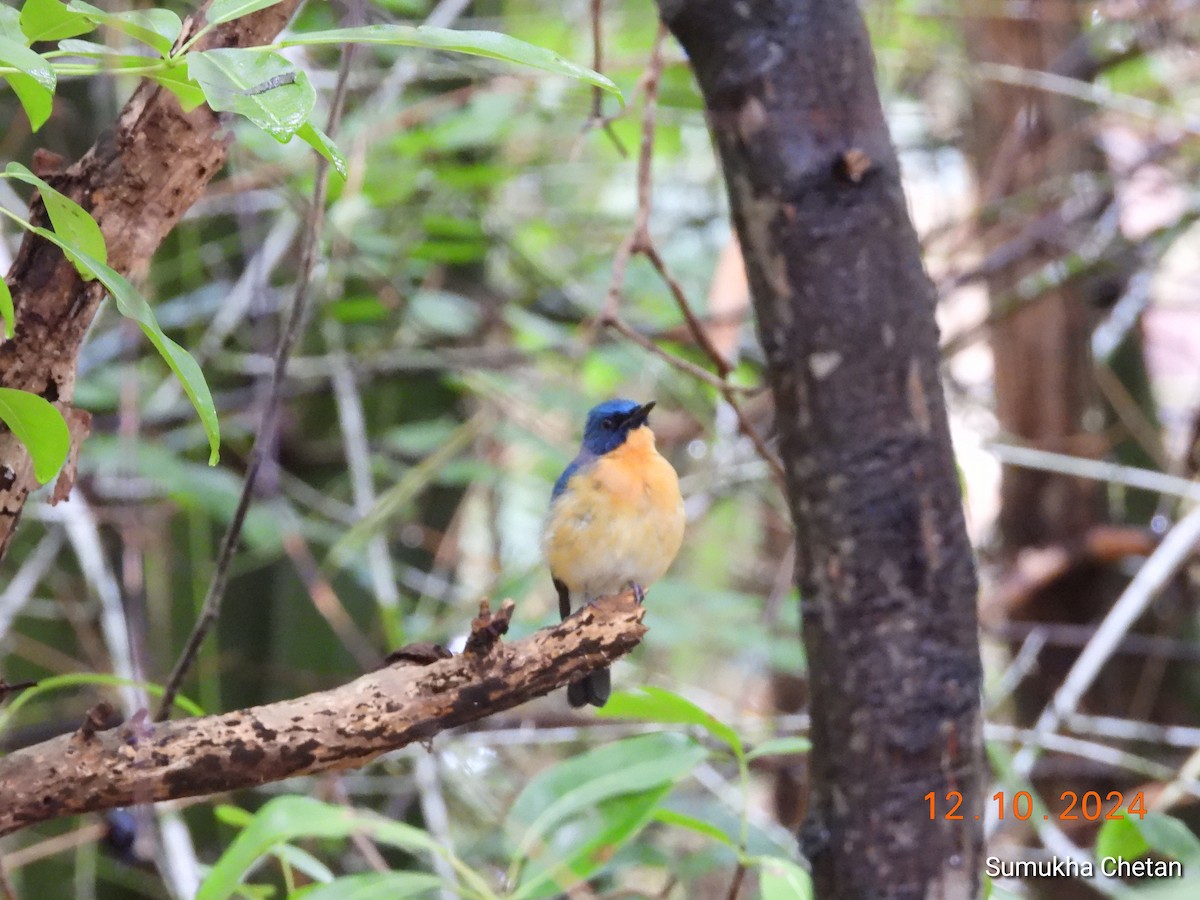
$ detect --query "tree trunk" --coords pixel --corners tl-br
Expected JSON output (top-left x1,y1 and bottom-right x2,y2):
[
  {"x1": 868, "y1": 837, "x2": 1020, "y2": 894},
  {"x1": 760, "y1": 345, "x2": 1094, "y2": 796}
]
[
  {"x1": 962, "y1": 12, "x2": 1111, "y2": 552},
  {"x1": 657, "y1": 1, "x2": 985, "y2": 896}
]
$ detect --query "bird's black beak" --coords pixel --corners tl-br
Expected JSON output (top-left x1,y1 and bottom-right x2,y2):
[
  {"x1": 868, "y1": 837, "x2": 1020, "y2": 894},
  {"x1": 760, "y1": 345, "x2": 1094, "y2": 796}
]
[{"x1": 629, "y1": 401, "x2": 656, "y2": 428}]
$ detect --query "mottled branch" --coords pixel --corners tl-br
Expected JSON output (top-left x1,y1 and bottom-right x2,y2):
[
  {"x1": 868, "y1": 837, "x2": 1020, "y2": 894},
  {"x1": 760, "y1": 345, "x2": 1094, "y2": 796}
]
[{"x1": 0, "y1": 592, "x2": 646, "y2": 837}]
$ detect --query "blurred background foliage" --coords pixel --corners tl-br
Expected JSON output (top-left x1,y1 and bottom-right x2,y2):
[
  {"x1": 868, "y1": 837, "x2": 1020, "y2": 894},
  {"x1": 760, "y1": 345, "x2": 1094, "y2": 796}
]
[{"x1": 1, "y1": 0, "x2": 1199, "y2": 897}]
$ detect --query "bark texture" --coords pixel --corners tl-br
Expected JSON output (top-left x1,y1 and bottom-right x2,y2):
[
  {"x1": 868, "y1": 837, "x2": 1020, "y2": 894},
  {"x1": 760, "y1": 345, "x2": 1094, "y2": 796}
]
[
  {"x1": 658, "y1": 1, "x2": 984, "y2": 896},
  {"x1": 0, "y1": 593, "x2": 646, "y2": 836},
  {"x1": 0, "y1": 0, "x2": 303, "y2": 560}
]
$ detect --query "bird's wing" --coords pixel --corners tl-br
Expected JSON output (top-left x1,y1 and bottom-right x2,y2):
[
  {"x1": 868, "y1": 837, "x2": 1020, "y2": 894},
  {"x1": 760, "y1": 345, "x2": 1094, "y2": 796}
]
[{"x1": 551, "y1": 449, "x2": 595, "y2": 500}]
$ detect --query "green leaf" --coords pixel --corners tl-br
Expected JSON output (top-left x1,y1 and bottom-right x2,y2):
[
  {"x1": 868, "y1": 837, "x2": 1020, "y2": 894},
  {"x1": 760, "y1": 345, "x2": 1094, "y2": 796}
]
[
  {"x1": 295, "y1": 121, "x2": 347, "y2": 177},
  {"x1": 280, "y1": 25, "x2": 621, "y2": 100},
  {"x1": 513, "y1": 784, "x2": 674, "y2": 900},
  {"x1": 0, "y1": 671, "x2": 203, "y2": 734},
  {"x1": 66, "y1": 1, "x2": 181, "y2": 56},
  {"x1": 149, "y1": 63, "x2": 206, "y2": 111},
  {"x1": 213, "y1": 804, "x2": 254, "y2": 828},
  {"x1": 0, "y1": 277, "x2": 13, "y2": 339},
  {"x1": 598, "y1": 686, "x2": 745, "y2": 761},
  {"x1": 0, "y1": 387, "x2": 68, "y2": 484},
  {"x1": 1097, "y1": 815, "x2": 1150, "y2": 863},
  {"x1": 0, "y1": 6, "x2": 23, "y2": 42},
  {"x1": 652, "y1": 808, "x2": 736, "y2": 847},
  {"x1": 295, "y1": 872, "x2": 446, "y2": 900},
  {"x1": 757, "y1": 856, "x2": 814, "y2": 900},
  {"x1": 27, "y1": 229, "x2": 220, "y2": 464},
  {"x1": 186, "y1": 48, "x2": 314, "y2": 141},
  {"x1": 507, "y1": 732, "x2": 707, "y2": 872},
  {"x1": 3, "y1": 71, "x2": 53, "y2": 130},
  {"x1": 746, "y1": 736, "x2": 812, "y2": 761},
  {"x1": 206, "y1": 0, "x2": 287, "y2": 28},
  {"x1": 1137, "y1": 813, "x2": 1200, "y2": 862},
  {"x1": 5, "y1": 161, "x2": 107, "y2": 270},
  {"x1": 57, "y1": 38, "x2": 132, "y2": 56},
  {"x1": 20, "y1": 0, "x2": 96, "y2": 43},
  {"x1": 0, "y1": 34, "x2": 55, "y2": 130},
  {"x1": 0, "y1": 34, "x2": 54, "y2": 88},
  {"x1": 197, "y1": 796, "x2": 488, "y2": 900},
  {"x1": 1096, "y1": 811, "x2": 1200, "y2": 894}
]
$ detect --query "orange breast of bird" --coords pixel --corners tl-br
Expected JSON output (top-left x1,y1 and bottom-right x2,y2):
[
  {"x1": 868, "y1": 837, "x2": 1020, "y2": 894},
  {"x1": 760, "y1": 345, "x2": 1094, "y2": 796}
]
[{"x1": 543, "y1": 426, "x2": 685, "y2": 601}]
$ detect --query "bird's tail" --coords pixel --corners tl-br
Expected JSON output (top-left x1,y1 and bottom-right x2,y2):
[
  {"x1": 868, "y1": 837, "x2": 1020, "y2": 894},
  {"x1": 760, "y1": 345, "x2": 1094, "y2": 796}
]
[{"x1": 567, "y1": 667, "x2": 611, "y2": 708}]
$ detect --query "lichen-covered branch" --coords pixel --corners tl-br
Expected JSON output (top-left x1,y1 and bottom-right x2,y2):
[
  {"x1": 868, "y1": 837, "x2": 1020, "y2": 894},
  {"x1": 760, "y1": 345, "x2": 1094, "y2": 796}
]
[
  {"x1": 0, "y1": 593, "x2": 646, "y2": 837},
  {"x1": 0, "y1": 0, "x2": 303, "y2": 560}
]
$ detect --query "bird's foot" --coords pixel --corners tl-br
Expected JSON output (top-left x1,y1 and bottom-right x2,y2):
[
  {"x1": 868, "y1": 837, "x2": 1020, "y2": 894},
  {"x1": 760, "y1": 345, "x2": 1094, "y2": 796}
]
[{"x1": 627, "y1": 582, "x2": 646, "y2": 604}]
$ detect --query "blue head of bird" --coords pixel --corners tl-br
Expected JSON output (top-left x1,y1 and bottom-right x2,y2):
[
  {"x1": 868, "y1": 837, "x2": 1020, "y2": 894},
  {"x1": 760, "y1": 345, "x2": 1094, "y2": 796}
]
[{"x1": 581, "y1": 398, "x2": 657, "y2": 456}]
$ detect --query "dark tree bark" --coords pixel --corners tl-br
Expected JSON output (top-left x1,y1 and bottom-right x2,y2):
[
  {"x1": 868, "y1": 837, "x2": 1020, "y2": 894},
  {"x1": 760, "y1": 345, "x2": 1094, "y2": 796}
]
[
  {"x1": 657, "y1": 1, "x2": 984, "y2": 896},
  {"x1": 0, "y1": 0, "x2": 302, "y2": 560}
]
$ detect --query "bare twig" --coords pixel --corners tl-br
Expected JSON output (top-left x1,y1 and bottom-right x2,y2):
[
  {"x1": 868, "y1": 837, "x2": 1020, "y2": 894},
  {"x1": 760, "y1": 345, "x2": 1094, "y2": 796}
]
[
  {"x1": 0, "y1": 679, "x2": 37, "y2": 701},
  {"x1": 604, "y1": 317, "x2": 739, "y2": 393},
  {"x1": 576, "y1": 0, "x2": 627, "y2": 157},
  {"x1": 596, "y1": 27, "x2": 780, "y2": 483},
  {"x1": 155, "y1": 42, "x2": 358, "y2": 721},
  {"x1": 726, "y1": 862, "x2": 747, "y2": 900},
  {"x1": 1012, "y1": 502, "x2": 1200, "y2": 780}
]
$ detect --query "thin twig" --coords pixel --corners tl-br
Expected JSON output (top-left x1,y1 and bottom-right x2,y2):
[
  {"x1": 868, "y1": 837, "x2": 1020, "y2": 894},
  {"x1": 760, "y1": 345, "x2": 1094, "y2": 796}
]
[
  {"x1": 1012, "y1": 502, "x2": 1200, "y2": 779},
  {"x1": 596, "y1": 27, "x2": 780, "y2": 485},
  {"x1": 604, "y1": 317, "x2": 739, "y2": 393},
  {"x1": 642, "y1": 242, "x2": 732, "y2": 377},
  {"x1": 600, "y1": 24, "x2": 666, "y2": 323},
  {"x1": 726, "y1": 862, "x2": 746, "y2": 900},
  {"x1": 576, "y1": 0, "x2": 627, "y2": 157},
  {"x1": 155, "y1": 42, "x2": 358, "y2": 722},
  {"x1": 987, "y1": 442, "x2": 1200, "y2": 500}
]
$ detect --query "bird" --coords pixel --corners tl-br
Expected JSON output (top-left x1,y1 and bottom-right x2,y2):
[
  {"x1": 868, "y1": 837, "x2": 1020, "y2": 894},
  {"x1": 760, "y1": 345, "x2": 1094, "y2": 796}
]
[{"x1": 541, "y1": 399, "x2": 686, "y2": 707}]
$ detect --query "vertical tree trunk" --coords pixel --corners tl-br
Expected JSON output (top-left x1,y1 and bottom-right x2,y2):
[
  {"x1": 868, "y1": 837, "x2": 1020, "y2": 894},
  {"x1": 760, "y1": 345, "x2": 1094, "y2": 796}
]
[
  {"x1": 657, "y1": 1, "x2": 984, "y2": 896},
  {"x1": 961, "y1": 12, "x2": 1110, "y2": 552}
]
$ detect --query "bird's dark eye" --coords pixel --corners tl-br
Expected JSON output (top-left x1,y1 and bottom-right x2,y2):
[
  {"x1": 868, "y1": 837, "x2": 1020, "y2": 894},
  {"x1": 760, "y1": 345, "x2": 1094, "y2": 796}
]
[{"x1": 601, "y1": 417, "x2": 616, "y2": 431}]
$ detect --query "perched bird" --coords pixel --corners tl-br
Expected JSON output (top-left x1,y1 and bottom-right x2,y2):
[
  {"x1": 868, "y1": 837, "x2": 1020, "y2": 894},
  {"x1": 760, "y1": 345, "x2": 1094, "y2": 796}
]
[{"x1": 542, "y1": 399, "x2": 685, "y2": 707}]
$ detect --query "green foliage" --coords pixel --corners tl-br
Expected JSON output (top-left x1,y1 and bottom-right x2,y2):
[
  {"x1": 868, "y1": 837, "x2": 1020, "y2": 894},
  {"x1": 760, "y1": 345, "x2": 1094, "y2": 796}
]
[
  {"x1": 295, "y1": 872, "x2": 445, "y2": 899},
  {"x1": 758, "y1": 856, "x2": 815, "y2": 899},
  {"x1": 186, "y1": 48, "x2": 317, "y2": 142},
  {"x1": 0, "y1": 276, "x2": 12, "y2": 338},
  {"x1": 1097, "y1": 813, "x2": 1200, "y2": 868},
  {"x1": 0, "y1": 672, "x2": 203, "y2": 733},
  {"x1": 5, "y1": 161, "x2": 107, "y2": 270},
  {"x1": 191, "y1": 721, "x2": 809, "y2": 899},
  {"x1": 197, "y1": 796, "x2": 495, "y2": 900},
  {"x1": 0, "y1": 162, "x2": 221, "y2": 463},
  {"x1": 505, "y1": 731, "x2": 708, "y2": 896},
  {"x1": 0, "y1": 386, "x2": 68, "y2": 484}
]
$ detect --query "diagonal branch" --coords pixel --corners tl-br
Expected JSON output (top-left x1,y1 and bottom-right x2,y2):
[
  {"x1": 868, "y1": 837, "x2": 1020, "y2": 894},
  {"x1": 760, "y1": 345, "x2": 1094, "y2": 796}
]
[{"x1": 0, "y1": 592, "x2": 646, "y2": 838}]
